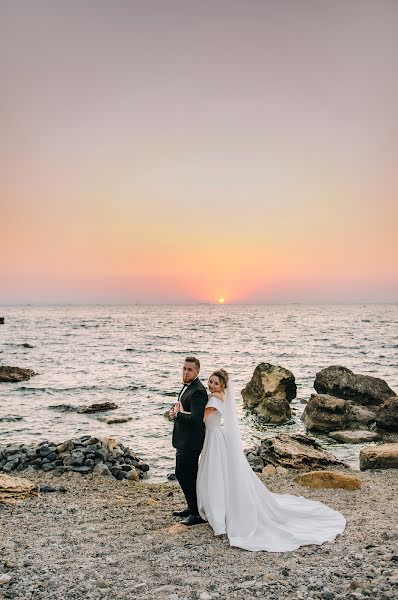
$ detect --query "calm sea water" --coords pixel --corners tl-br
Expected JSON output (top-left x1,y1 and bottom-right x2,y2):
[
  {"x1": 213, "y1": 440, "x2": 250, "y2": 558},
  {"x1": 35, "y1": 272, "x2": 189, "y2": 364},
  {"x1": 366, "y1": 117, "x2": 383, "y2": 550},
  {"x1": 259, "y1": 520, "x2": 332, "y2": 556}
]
[{"x1": 0, "y1": 304, "x2": 397, "y2": 480}]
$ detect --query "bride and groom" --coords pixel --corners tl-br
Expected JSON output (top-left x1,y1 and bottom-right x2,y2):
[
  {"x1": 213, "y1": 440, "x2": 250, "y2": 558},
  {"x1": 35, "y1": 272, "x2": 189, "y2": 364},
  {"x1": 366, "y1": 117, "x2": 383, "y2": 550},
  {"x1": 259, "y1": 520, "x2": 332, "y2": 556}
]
[{"x1": 170, "y1": 356, "x2": 346, "y2": 552}]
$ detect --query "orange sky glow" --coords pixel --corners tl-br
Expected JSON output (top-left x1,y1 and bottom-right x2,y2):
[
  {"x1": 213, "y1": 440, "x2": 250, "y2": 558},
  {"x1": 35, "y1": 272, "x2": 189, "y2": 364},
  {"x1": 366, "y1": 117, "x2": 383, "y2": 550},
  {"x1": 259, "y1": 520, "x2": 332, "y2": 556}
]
[{"x1": 1, "y1": 1, "x2": 397, "y2": 304}]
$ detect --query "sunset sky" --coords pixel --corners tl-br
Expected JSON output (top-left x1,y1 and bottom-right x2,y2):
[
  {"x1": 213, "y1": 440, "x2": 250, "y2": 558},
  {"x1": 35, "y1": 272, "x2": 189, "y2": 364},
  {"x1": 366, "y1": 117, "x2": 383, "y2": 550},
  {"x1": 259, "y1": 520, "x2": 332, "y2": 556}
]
[{"x1": 1, "y1": 0, "x2": 397, "y2": 304}]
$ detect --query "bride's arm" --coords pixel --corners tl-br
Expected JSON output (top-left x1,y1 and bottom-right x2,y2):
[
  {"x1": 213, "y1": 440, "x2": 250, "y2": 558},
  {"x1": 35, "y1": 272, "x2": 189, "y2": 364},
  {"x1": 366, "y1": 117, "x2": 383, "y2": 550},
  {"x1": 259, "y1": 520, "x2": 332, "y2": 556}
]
[{"x1": 204, "y1": 407, "x2": 216, "y2": 420}]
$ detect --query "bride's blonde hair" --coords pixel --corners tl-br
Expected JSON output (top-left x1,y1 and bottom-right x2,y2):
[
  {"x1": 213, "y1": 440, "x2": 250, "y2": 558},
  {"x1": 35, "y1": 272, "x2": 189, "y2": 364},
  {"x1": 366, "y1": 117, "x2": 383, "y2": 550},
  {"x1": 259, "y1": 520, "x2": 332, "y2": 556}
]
[{"x1": 210, "y1": 368, "x2": 229, "y2": 390}]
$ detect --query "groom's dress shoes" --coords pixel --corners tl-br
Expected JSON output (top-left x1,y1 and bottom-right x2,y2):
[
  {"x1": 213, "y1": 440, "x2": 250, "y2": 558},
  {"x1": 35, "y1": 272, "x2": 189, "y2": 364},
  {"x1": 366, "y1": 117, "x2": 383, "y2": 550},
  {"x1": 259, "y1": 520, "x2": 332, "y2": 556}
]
[
  {"x1": 172, "y1": 508, "x2": 191, "y2": 517},
  {"x1": 181, "y1": 514, "x2": 205, "y2": 526}
]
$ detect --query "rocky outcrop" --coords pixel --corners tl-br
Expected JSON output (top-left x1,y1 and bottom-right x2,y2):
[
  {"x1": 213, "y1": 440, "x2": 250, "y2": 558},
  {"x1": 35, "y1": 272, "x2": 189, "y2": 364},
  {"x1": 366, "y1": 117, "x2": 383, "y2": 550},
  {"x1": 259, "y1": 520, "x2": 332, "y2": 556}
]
[
  {"x1": 99, "y1": 416, "x2": 132, "y2": 424},
  {"x1": 77, "y1": 402, "x2": 118, "y2": 413},
  {"x1": 314, "y1": 366, "x2": 396, "y2": 406},
  {"x1": 293, "y1": 470, "x2": 362, "y2": 490},
  {"x1": 241, "y1": 363, "x2": 296, "y2": 424},
  {"x1": 329, "y1": 430, "x2": 380, "y2": 444},
  {"x1": 245, "y1": 433, "x2": 346, "y2": 472},
  {"x1": 301, "y1": 393, "x2": 378, "y2": 432},
  {"x1": 301, "y1": 394, "x2": 349, "y2": 432},
  {"x1": 0, "y1": 436, "x2": 150, "y2": 481},
  {"x1": 376, "y1": 397, "x2": 398, "y2": 431},
  {"x1": 360, "y1": 443, "x2": 398, "y2": 470},
  {"x1": 0, "y1": 474, "x2": 39, "y2": 504},
  {"x1": 0, "y1": 366, "x2": 37, "y2": 382},
  {"x1": 302, "y1": 367, "x2": 397, "y2": 435}
]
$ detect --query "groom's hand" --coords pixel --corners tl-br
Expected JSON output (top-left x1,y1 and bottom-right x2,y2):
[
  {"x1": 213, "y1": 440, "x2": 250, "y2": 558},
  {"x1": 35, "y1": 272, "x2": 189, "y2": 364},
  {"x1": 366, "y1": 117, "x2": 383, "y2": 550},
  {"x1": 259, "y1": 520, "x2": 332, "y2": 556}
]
[{"x1": 169, "y1": 403, "x2": 178, "y2": 420}]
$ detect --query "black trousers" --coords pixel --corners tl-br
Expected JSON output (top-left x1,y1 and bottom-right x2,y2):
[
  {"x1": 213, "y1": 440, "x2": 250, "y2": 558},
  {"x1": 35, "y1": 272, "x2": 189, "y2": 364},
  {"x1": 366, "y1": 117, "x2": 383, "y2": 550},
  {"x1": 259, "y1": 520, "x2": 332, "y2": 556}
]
[{"x1": 175, "y1": 448, "x2": 201, "y2": 515}]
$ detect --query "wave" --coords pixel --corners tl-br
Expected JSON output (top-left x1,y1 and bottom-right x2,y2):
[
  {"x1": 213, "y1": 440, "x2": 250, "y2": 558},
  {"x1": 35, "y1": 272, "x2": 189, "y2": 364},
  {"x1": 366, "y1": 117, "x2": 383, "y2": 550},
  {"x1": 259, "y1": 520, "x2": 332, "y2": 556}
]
[
  {"x1": 14, "y1": 384, "x2": 141, "y2": 394},
  {"x1": 0, "y1": 416, "x2": 24, "y2": 422}
]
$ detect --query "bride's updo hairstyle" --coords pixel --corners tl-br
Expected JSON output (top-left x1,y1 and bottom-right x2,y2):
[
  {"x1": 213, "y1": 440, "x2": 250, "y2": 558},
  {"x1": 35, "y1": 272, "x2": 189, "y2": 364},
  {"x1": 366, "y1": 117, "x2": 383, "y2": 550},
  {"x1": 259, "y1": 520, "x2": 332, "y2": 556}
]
[{"x1": 210, "y1": 368, "x2": 229, "y2": 390}]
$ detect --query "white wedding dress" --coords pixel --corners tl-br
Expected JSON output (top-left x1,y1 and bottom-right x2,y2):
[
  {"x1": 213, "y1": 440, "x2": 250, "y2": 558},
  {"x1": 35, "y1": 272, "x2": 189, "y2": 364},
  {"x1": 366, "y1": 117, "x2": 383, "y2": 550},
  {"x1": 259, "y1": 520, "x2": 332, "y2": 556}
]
[{"x1": 197, "y1": 392, "x2": 346, "y2": 552}]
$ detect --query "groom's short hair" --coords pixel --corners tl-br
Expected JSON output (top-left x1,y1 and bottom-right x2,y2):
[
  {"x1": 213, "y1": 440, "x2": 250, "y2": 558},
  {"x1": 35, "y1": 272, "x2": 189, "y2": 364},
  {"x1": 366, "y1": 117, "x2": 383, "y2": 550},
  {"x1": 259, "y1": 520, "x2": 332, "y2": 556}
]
[{"x1": 185, "y1": 356, "x2": 200, "y2": 371}]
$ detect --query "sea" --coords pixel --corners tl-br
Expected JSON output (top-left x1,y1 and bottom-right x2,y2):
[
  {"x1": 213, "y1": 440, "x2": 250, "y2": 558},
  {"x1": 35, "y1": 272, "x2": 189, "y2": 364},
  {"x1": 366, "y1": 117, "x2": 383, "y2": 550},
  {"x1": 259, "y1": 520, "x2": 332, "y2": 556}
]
[{"x1": 0, "y1": 304, "x2": 397, "y2": 481}]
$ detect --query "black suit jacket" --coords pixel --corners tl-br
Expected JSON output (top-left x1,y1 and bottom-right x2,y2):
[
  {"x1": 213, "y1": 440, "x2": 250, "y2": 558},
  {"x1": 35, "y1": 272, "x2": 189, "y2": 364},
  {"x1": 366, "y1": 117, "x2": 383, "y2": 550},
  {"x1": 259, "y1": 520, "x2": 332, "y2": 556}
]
[{"x1": 172, "y1": 377, "x2": 208, "y2": 451}]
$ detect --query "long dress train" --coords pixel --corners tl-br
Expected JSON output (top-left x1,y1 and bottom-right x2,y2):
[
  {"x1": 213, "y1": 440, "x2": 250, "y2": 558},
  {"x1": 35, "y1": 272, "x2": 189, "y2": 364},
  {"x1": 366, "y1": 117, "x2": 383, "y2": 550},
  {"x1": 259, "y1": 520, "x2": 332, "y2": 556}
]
[{"x1": 197, "y1": 395, "x2": 346, "y2": 552}]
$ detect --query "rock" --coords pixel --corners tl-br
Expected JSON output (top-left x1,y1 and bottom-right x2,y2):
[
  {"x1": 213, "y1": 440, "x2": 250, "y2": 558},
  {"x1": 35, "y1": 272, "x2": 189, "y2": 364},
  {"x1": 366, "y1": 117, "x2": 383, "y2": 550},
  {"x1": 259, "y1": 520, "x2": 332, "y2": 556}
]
[
  {"x1": 256, "y1": 433, "x2": 346, "y2": 470},
  {"x1": 39, "y1": 485, "x2": 57, "y2": 493},
  {"x1": 241, "y1": 363, "x2": 296, "y2": 423},
  {"x1": 77, "y1": 402, "x2": 118, "y2": 413},
  {"x1": 275, "y1": 466, "x2": 289, "y2": 476},
  {"x1": 347, "y1": 404, "x2": 377, "y2": 427},
  {"x1": 314, "y1": 366, "x2": 396, "y2": 406},
  {"x1": 102, "y1": 437, "x2": 120, "y2": 452},
  {"x1": 126, "y1": 466, "x2": 139, "y2": 481},
  {"x1": 376, "y1": 397, "x2": 398, "y2": 431},
  {"x1": 2, "y1": 444, "x2": 20, "y2": 457},
  {"x1": 301, "y1": 394, "x2": 350, "y2": 431},
  {"x1": 71, "y1": 465, "x2": 92, "y2": 474},
  {"x1": 329, "y1": 430, "x2": 380, "y2": 444},
  {"x1": 167, "y1": 473, "x2": 177, "y2": 481},
  {"x1": 360, "y1": 443, "x2": 398, "y2": 470},
  {"x1": 101, "y1": 416, "x2": 132, "y2": 424},
  {"x1": 0, "y1": 474, "x2": 39, "y2": 504},
  {"x1": 0, "y1": 366, "x2": 37, "y2": 382},
  {"x1": 92, "y1": 463, "x2": 113, "y2": 478},
  {"x1": 0, "y1": 573, "x2": 11, "y2": 585},
  {"x1": 293, "y1": 470, "x2": 362, "y2": 490},
  {"x1": 262, "y1": 464, "x2": 277, "y2": 475},
  {"x1": 302, "y1": 393, "x2": 378, "y2": 432},
  {"x1": 56, "y1": 440, "x2": 74, "y2": 453},
  {"x1": 246, "y1": 455, "x2": 264, "y2": 470}
]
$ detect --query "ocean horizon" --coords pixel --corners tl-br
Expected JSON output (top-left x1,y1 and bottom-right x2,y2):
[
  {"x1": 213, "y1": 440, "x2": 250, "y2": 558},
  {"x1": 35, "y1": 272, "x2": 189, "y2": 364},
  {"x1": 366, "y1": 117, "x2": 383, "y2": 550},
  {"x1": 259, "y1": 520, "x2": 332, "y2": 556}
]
[{"x1": 1, "y1": 303, "x2": 397, "y2": 480}]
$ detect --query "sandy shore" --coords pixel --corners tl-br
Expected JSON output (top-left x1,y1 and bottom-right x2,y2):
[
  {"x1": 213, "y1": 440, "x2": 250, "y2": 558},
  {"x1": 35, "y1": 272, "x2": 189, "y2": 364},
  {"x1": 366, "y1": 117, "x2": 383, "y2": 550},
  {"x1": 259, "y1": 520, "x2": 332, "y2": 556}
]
[{"x1": 1, "y1": 468, "x2": 397, "y2": 600}]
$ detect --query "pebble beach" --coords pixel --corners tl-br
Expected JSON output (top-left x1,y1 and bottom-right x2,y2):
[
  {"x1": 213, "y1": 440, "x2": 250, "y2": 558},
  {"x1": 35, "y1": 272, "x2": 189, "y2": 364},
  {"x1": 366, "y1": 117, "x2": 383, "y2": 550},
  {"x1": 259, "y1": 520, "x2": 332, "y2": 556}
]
[{"x1": 1, "y1": 468, "x2": 397, "y2": 600}]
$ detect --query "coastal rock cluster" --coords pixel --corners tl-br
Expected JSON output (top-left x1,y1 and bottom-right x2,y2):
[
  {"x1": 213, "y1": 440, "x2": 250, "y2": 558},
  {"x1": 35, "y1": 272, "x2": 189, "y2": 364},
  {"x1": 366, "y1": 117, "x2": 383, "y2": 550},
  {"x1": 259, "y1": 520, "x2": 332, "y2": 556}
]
[
  {"x1": 301, "y1": 366, "x2": 397, "y2": 433},
  {"x1": 241, "y1": 363, "x2": 297, "y2": 423},
  {"x1": 245, "y1": 433, "x2": 346, "y2": 472},
  {"x1": 0, "y1": 436, "x2": 149, "y2": 481}
]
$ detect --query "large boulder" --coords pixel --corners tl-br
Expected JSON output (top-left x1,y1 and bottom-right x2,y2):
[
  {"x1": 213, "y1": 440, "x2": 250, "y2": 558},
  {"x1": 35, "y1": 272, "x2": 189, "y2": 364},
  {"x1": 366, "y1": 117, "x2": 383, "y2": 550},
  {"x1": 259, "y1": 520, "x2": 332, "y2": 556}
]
[
  {"x1": 293, "y1": 470, "x2": 362, "y2": 490},
  {"x1": 0, "y1": 366, "x2": 37, "y2": 382},
  {"x1": 246, "y1": 433, "x2": 346, "y2": 471},
  {"x1": 376, "y1": 397, "x2": 398, "y2": 431},
  {"x1": 301, "y1": 393, "x2": 378, "y2": 432},
  {"x1": 314, "y1": 366, "x2": 396, "y2": 406},
  {"x1": 301, "y1": 394, "x2": 349, "y2": 432},
  {"x1": 360, "y1": 443, "x2": 398, "y2": 470},
  {"x1": 241, "y1": 363, "x2": 296, "y2": 424}
]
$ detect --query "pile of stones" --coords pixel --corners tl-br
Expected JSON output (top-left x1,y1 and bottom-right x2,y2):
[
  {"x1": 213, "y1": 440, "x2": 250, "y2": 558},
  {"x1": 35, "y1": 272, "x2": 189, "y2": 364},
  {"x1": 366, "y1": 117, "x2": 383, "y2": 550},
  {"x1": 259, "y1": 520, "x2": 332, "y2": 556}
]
[{"x1": 0, "y1": 436, "x2": 149, "y2": 481}]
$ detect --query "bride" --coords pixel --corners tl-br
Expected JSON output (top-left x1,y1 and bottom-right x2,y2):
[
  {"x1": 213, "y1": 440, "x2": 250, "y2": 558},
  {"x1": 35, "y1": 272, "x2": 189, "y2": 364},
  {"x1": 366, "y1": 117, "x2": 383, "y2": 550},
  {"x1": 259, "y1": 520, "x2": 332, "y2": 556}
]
[{"x1": 178, "y1": 368, "x2": 346, "y2": 552}]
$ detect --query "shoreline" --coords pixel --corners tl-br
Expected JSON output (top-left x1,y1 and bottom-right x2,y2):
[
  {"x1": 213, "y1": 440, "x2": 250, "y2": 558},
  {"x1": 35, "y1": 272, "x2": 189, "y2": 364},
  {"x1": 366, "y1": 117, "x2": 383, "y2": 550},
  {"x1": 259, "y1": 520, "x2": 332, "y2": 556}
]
[{"x1": 1, "y1": 468, "x2": 397, "y2": 599}]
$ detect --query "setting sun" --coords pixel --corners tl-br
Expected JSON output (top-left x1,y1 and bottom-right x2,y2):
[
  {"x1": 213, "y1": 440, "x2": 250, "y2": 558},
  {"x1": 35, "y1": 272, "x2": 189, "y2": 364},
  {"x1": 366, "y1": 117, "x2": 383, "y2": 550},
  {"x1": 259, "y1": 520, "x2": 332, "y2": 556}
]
[{"x1": 218, "y1": 298, "x2": 225, "y2": 304}]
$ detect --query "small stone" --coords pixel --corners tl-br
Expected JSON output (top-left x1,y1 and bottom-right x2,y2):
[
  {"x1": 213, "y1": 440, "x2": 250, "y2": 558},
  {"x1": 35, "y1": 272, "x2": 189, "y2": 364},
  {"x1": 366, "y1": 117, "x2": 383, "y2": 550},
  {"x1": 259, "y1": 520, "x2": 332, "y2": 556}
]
[
  {"x1": 262, "y1": 464, "x2": 277, "y2": 475},
  {"x1": 0, "y1": 574, "x2": 11, "y2": 585},
  {"x1": 199, "y1": 593, "x2": 212, "y2": 600},
  {"x1": 39, "y1": 485, "x2": 57, "y2": 493},
  {"x1": 276, "y1": 466, "x2": 289, "y2": 476}
]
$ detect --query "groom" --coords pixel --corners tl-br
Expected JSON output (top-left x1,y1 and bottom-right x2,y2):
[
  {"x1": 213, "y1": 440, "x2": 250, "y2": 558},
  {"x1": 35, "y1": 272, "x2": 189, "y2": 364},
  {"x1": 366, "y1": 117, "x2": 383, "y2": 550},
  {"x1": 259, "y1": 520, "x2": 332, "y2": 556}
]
[{"x1": 170, "y1": 356, "x2": 207, "y2": 526}]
